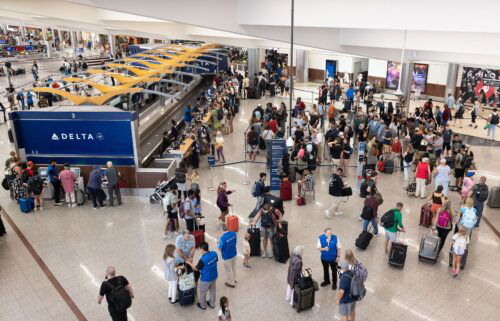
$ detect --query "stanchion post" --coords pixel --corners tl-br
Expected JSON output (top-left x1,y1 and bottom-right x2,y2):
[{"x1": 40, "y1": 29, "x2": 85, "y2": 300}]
[{"x1": 208, "y1": 166, "x2": 215, "y2": 191}]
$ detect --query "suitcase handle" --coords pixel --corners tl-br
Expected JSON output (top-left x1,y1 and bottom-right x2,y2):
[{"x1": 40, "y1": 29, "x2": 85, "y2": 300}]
[{"x1": 396, "y1": 231, "x2": 406, "y2": 244}]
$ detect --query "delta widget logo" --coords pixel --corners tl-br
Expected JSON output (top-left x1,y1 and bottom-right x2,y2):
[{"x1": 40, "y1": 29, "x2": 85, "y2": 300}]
[{"x1": 50, "y1": 132, "x2": 104, "y2": 141}]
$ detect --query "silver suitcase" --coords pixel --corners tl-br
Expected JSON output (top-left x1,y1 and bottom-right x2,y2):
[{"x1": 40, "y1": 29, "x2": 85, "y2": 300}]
[
  {"x1": 487, "y1": 187, "x2": 500, "y2": 208},
  {"x1": 418, "y1": 232, "x2": 441, "y2": 263}
]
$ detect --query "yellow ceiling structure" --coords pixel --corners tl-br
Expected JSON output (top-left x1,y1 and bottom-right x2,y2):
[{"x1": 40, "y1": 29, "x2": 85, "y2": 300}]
[{"x1": 31, "y1": 43, "x2": 222, "y2": 105}]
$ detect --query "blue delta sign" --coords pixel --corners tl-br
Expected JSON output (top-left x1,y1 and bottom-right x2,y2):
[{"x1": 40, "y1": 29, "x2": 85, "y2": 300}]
[{"x1": 10, "y1": 109, "x2": 137, "y2": 166}]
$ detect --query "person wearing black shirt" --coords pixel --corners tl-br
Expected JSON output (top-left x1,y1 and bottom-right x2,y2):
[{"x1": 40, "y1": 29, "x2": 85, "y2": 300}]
[
  {"x1": 98, "y1": 266, "x2": 134, "y2": 321},
  {"x1": 329, "y1": 137, "x2": 343, "y2": 170},
  {"x1": 325, "y1": 167, "x2": 346, "y2": 218}
]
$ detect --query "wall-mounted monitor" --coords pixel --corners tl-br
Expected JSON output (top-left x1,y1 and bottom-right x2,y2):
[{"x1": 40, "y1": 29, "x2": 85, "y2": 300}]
[
  {"x1": 385, "y1": 61, "x2": 401, "y2": 89},
  {"x1": 411, "y1": 63, "x2": 429, "y2": 93}
]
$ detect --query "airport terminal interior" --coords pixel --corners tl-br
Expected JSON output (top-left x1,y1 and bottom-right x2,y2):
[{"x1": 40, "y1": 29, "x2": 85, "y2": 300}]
[{"x1": 0, "y1": 1, "x2": 500, "y2": 320}]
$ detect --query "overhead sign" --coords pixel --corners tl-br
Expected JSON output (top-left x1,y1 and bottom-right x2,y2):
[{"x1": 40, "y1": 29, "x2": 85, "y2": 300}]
[
  {"x1": 269, "y1": 139, "x2": 286, "y2": 191},
  {"x1": 10, "y1": 110, "x2": 137, "y2": 166}
]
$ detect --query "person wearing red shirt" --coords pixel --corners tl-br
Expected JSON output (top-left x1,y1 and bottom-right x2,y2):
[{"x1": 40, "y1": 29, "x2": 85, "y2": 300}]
[
  {"x1": 415, "y1": 157, "x2": 431, "y2": 199},
  {"x1": 390, "y1": 137, "x2": 402, "y2": 169},
  {"x1": 296, "y1": 98, "x2": 306, "y2": 111},
  {"x1": 268, "y1": 117, "x2": 278, "y2": 133},
  {"x1": 423, "y1": 98, "x2": 433, "y2": 111},
  {"x1": 442, "y1": 104, "x2": 452, "y2": 127}
]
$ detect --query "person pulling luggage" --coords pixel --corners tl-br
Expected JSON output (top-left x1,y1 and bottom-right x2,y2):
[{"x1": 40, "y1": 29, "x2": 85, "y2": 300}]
[
  {"x1": 251, "y1": 203, "x2": 283, "y2": 259},
  {"x1": 285, "y1": 245, "x2": 304, "y2": 305},
  {"x1": 317, "y1": 228, "x2": 342, "y2": 290}
]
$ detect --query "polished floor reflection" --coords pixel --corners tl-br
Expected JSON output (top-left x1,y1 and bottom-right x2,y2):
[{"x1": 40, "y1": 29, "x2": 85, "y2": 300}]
[{"x1": 0, "y1": 80, "x2": 500, "y2": 321}]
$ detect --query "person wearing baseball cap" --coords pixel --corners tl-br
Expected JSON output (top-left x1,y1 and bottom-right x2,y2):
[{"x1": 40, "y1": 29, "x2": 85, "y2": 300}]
[{"x1": 336, "y1": 260, "x2": 357, "y2": 321}]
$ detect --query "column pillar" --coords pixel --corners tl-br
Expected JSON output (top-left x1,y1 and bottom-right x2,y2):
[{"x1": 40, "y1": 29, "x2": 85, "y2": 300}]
[
  {"x1": 247, "y1": 48, "x2": 260, "y2": 83},
  {"x1": 257, "y1": 48, "x2": 266, "y2": 70},
  {"x1": 445, "y1": 63, "x2": 460, "y2": 98},
  {"x1": 295, "y1": 49, "x2": 308, "y2": 83},
  {"x1": 108, "y1": 34, "x2": 115, "y2": 55},
  {"x1": 148, "y1": 38, "x2": 155, "y2": 44},
  {"x1": 20, "y1": 26, "x2": 27, "y2": 42},
  {"x1": 400, "y1": 62, "x2": 413, "y2": 114}
]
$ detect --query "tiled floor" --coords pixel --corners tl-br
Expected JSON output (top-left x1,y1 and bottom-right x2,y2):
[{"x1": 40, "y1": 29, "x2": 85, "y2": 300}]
[{"x1": 0, "y1": 66, "x2": 500, "y2": 321}]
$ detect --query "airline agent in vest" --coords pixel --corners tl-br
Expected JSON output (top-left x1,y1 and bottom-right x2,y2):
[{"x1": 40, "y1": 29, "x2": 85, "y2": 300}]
[
  {"x1": 189, "y1": 242, "x2": 219, "y2": 310},
  {"x1": 317, "y1": 228, "x2": 342, "y2": 290},
  {"x1": 218, "y1": 224, "x2": 237, "y2": 288}
]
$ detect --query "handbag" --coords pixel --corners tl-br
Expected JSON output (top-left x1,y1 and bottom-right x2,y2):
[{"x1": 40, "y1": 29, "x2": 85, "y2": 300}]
[
  {"x1": 296, "y1": 268, "x2": 314, "y2": 289},
  {"x1": 341, "y1": 187, "x2": 353, "y2": 197},
  {"x1": 178, "y1": 272, "x2": 196, "y2": 291}
]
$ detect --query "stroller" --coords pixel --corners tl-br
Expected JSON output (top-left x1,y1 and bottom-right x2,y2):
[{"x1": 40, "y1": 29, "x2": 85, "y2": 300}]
[{"x1": 149, "y1": 178, "x2": 175, "y2": 204}]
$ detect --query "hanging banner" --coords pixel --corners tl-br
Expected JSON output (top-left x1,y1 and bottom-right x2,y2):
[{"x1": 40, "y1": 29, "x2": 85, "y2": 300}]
[{"x1": 269, "y1": 139, "x2": 287, "y2": 191}]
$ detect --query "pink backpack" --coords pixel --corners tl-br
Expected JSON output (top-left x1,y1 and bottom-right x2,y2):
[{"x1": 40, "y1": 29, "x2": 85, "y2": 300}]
[
  {"x1": 436, "y1": 210, "x2": 451, "y2": 228},
  {"x1": 297, "y1": 148, "x2": 305, "y2": 159}
]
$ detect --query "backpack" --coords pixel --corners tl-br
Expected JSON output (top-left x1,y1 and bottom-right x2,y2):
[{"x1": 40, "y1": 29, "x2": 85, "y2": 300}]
[
  {"x1": 491, "y1": 114, "x2": 499, "y2": 125},
  {"x1": 352, "y1": 262, "x2": 368, "y2": 283},
  {"x1": 28, "y1": 175, "x2": 44, "y2": 195},
  {"x1": 2, "y1": 177, "x2": 9, "y2": 190},
  {"x1": 360, "y1": 205, "x2": 373, "y2": 220},
  {"x1": 251, "y1": 181, "x2": 260, "y2": 197},
  {"x1": 461, "y1": 155, "x2": 473, "y2": 168},
  {"x1": 350, "y1": 269, "x2": 367, "y2": 301},
  {"x1": 327, "y1": 104, "x2": 335, "y2": 119},
  {"x1": 460, "y1": 207, "x2": 477, "y2": 229},
  {"x1": 217, "y1": 109, "x2": 224, "y2": 121},
  {"x1": 474, "y1": 184, "x2": 489, "y2": 202},
  {"x1": 436, "y1": 210, "x2": 451, "y2": 228},
  {"x1": 260, "y1": 208, "x2": 274, "y2": 228},
  {"x1": 175, "y1": 171, "x2": 186, "y2": 184},
  {"x1": 163, "y1": 192, "x2": 173, "y2": 213},
  {"x1": 107, "y1": 279, "x2": 132, "y2": 312},
  {"x1": 377, "y1": 160, "x2": 385, "y2": 172},
  {"x1": 380, "y1": 209, "x2": 395, "y2": 229},
  {"x1": 177, "y1": 200, "x2": 185, "y2": 218}
]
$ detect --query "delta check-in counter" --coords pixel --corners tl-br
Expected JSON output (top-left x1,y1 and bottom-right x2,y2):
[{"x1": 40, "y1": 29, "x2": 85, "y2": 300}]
[{"x1": 9, "y1": 106, "x2": 141, "y2": 187}]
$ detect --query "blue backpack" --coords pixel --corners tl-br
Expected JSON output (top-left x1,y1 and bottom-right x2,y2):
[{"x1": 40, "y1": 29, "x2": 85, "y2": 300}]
[{"x1": 461, "y1": 207, "x2": 477, "y2": 229}]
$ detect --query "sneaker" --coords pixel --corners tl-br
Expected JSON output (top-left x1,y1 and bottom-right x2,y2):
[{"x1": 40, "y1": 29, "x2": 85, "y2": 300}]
[
  {"x1": 261, "y1": 252, "x2": 267, "y2": 258},
  {"x1": 358, "y1": 216, "x2": 363, "y2": 221},
  {"x1": 67, "y1": 204, "x2": 71, "y2": 207},
  {"x1": 474, "y1": 227, "x2": 479, "y2": 230},
  {"x1": 174, "y1": 231, "x2": 179, "y2": 236},
  {"x1": 196, "y1": 303, "x2": 206, "y2": 310},
  {"x1": 324, "y1": 210, "x2": 331, "y2": 218},
  {"x1": 93, "y1": 207, "x2": 98, "y2": 210},
  {"x1": 33, "y1": 207, "x2": 37, "y2": 212},
  {"x1": 385, "y1": 254, "x2": 389, "y2": 259},
  {"x1": 335, "y1": 212, "x2": 343, "y2": 216},
  {"x1": 207, "y1": 301, "x2": 215, "y2": 309},
  {"x1": 332, "y1": 284, "x2": 337, "y2": 290},
  {"x1": 320, "y1": 281, "x2": 330, "y2": 287},
  {"x1": 224, "y1": 282, "x2": 235, "y2": 288},
  {"x1": 39, "y1": 207, "x2": 43, "y2": 211},
  {"x1": 71, "y1": 203, "x2": 77, "y2": 207},
  {"x1": 373, "y1": 233, "x2": 380, "y2": 237},
  {"x1": 54, "y1": 202, "x2": 64, "y2": 206},
  {"x1": 244, "y1": 264, "x2": 251, "y2": 269},
  {"x1": 162, "y1": 234, "x2": 168, "y2": 240},
  {"x1": 267, "y1": 252, "x2": 273, "y2": 258}
]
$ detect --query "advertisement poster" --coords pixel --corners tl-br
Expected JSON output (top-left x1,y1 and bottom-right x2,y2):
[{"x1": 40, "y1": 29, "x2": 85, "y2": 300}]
[
  {"x1": 460, "y1": 67, "x2": 500, "y2": 105},
  {"x1": 385, "y1": 61, "x2": 401, "y2": 89},
  {"x1": 269, "y1": 139, "x2": 286, "y2": 191},
  {"x1": 411, "y1": 63, "x2": 429, "y2": 93}
]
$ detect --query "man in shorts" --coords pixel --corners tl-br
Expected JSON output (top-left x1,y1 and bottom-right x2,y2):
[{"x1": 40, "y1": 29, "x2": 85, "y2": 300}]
[
  {"x1": 452, "y1": 146, "x2": 466, "y2": 191},
  {"x1": 163, "y1": 185, "x2": 179, "y2": 239},
  {"x1": 336, "y1": 261, "x2": 356, "y2": 321},
  {"x1": 384, "y1": 202, "x2": 405, "y2": 259},
  {"x1": 251, "y1": 203, "x2": 283, "y2": 258},
  {"x1": 247, "y1": 125, "x2": 259, "y2": 161}
]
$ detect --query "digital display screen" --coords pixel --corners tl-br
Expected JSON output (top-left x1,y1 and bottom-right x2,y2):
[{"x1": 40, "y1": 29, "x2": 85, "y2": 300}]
[
  {"x1": 411, "y1": 63, "x2": 429, "y2": 93},
  {"x1": 385, "y1": 61, "x2": 401, "y2": 89}
]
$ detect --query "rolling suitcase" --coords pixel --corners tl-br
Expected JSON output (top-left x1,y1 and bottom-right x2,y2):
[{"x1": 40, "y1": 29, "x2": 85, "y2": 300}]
[
  {"x1": 388, "y1": 234, "x2": 407, "y2": 268},
  {"x1": 280, "y1": 180, "x2": 292, "y2": 201},
  {"x1": 419, "y1": 203, "x2": 433, "y2": 228},
  {"x1": 247, "y1": 226, "x2": 261, "y2": 257},
  {"x1": 487, "y1": 187, "x2": 500, "y2": 208},
  {"x1": 19, "y1": 197, "x2": 34, "y2": 213},
  {"x1": 192, "y1": 230, "x2": 205, "y2": 248},
  {"x1": 448, "y1": 244, "x2": 468, "y2": 270},
  {"x1": 272, "y1": 233, "x2": 290, "y2": 263},
  {"x1": 384, "y1": 159, "x2": 395, "y2": 174},
  {"x1": 355, "y1": 229, "x2": 373, "y2": 250},
  {"x1": 226, "y1": 210, "x2": 239, "y2": 232},
  {"x1": 293, "y1": 285, "x2": 315, "y2": 312},
  {"x1": 418, "y1": 231, "x2": 441, "y2": 263},
  {"x1": 178, "y1": 287, "x2": 195, "y2": 306}
]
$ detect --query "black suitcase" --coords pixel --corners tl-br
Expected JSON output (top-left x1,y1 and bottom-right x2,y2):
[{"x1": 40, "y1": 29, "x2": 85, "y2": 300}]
[
  {"x1": 389, "y1": 242, "x2": 407, "y2": 268},
  {"x1": 355, "y1": 230, "x2": 373, "y2": 250},
  {"x1": 178, "y1": 288, "x2": 195, "y2": 306},
  {"x1": 289, "y1": 165, "x2": 297, "y2": 183},
  {"x1": 272, "y1": 234, "x2": 290, "y2": 263},
  {"x1": 448, "y1": 244, "x2": 468, "y2": 270},
  {"x1": 293, "y1": 285, "x2": 315, "y2": 312},
  {"x1": 384, "y1": 160, "x2": 394, "y2": 174},
  {"x1": 259, "y1": 137, "x2": 266, "y2": 150},
  {"x1": 248, "y1": 227, "x2": 261, "y2": 257}
]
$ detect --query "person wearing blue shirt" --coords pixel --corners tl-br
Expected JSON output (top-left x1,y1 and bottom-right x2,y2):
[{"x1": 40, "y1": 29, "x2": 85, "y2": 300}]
[
  {"x1": 317, "y1": 228, "x2": 342, "y2": 290},
  {"x1": 26, "y1": 92, "x2": 34, "y2": 110},
  {"x1": 16, "y1": 91, "x2": 25, "y2": 110},
  {"x1": 368, "y1": 117, "x2": 381, "y2": 138},
  {"x1": 336, "y1": 261, "x2": 356, "y2": 321},
  {"x1": 47, "y1": 160, "x2": 63, "y2": 205},
  {"x1": 346, "y1": 85, "x2": 355, "y2": 100},
  {"x1": 190, "y1": 242, "x2": 218, "y2": 310},
  {"x1": 218, "y1": 224, "x2": 237, "y2": 288},
  {"x1": 253, "y1": 172, "x2": 267, "y2": 210},
  {"x1": 183, "y1": 104, "x2": 193, "y2": 126}
]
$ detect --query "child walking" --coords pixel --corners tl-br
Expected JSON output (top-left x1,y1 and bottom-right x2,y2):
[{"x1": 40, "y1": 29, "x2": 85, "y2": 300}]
[
  {"x1": 451, "y1": 227, "x2": 468, "y2": 277},
  {"x1": 243, "y1": 233, "x2": 251, "y2": 269}
]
